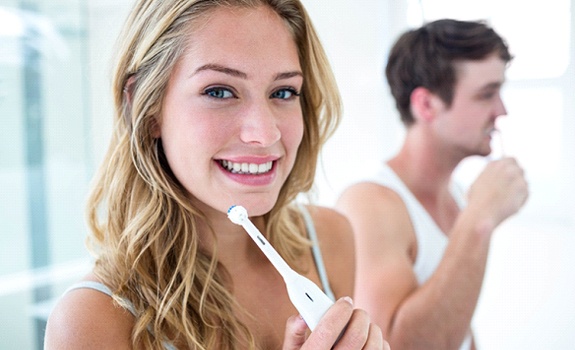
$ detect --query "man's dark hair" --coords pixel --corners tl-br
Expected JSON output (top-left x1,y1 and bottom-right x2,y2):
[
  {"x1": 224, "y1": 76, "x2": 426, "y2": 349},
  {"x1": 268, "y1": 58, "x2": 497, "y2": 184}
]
[{"x1": 385, "y1": 19, "x2": 512, "y2": 126}]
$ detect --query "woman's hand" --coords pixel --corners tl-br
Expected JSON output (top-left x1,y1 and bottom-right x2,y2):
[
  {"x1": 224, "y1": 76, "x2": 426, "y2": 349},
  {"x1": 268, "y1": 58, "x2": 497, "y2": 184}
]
[{"x1": 282, "y1": 297, "x2": 389, "y2": 349}]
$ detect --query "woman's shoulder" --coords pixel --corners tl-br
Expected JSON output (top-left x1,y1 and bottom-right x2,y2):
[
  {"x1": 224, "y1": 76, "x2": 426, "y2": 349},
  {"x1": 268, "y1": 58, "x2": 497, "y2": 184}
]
[
  {"x1": 302, "y1": 204, "x2": 355, "y2": 297},
  {"x1": 303, "y1": 204, "x2": 353, "y2": 242},
  {"x1": 44, "y1": 276, "x2": 134, "y2": 349}
]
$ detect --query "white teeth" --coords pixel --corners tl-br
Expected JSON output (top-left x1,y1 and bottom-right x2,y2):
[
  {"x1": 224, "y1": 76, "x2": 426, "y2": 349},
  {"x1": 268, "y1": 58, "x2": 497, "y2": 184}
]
[{"x1": 221, "y1": 160, "x2": 273, "y2": 175}]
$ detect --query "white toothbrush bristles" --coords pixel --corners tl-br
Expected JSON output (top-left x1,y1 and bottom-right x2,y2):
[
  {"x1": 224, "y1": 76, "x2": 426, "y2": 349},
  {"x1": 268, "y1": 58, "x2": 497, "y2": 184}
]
[{"x1": 227, "y1": 205, "x2": 248, "y2": 225}]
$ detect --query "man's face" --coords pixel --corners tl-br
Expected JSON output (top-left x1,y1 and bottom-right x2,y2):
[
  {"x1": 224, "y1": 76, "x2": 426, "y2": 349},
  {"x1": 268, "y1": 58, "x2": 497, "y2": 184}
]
[{"x1": 433, "y1": 54, "x2": 508, "y2": 157}]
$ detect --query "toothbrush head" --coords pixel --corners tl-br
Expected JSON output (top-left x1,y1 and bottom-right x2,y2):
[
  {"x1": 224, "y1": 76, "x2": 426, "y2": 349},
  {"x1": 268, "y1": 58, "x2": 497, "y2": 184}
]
[{"x1": 227, "y1": 205, "x2": 248, "y2": 225}]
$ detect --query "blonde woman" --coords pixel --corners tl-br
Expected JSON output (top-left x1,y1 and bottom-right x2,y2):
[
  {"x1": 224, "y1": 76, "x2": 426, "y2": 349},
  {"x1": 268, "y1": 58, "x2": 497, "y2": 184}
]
[{"x1": 44, "y1": 0, "x2": 386, "y2": 349}]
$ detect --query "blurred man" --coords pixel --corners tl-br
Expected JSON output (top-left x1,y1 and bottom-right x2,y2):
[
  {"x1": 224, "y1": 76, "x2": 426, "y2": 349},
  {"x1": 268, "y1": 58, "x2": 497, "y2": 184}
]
[{"x1": 337, "y1": 19, "x2": 529, "y2": 349}]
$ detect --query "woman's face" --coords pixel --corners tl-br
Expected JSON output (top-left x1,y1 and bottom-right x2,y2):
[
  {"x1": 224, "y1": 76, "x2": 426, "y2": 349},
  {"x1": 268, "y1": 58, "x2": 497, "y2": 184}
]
[{"x1": 159, "y1": 5, "x2": 304, "y2": 218}]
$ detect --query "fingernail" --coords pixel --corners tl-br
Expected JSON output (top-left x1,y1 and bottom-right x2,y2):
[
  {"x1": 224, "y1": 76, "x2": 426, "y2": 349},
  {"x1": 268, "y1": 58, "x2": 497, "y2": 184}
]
[{"x1": 342, "y1": 296, "x2": 353, "y2": 305}]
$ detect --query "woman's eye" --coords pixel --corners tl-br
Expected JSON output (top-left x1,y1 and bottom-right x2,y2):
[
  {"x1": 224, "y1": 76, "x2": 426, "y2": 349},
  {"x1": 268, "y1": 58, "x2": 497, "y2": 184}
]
[
  {"x1": 203, "y1": 87, "x2": 235, "y2": 99},
  {"x1": 271, "y1": 88, "x2": 300, "y2": 100}
]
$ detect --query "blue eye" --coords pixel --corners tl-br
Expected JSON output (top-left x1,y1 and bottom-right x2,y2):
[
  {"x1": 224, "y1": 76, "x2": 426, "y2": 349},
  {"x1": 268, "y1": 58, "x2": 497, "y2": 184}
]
[
  {"x1": 271, "y1": 88, "x2": 300, "y2": 100},
  {"x1": 204, "y1": 87, "x2": 235, "y2": 99}
]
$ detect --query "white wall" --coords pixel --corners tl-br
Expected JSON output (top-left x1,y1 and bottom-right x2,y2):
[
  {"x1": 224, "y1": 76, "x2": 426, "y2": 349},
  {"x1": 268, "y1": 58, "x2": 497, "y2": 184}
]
[
  {"x1": 302, "y1": 0, "x2": 405, "y2": 205},
  {"x1": 87, "y1": 0, "x2": 133, "y2": 168}
]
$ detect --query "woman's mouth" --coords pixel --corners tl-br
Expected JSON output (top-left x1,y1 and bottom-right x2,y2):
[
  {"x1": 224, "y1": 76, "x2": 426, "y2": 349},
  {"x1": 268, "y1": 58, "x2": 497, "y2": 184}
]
[{"x1": 219, "y1": 160, "x2": 274, "y2": 175}]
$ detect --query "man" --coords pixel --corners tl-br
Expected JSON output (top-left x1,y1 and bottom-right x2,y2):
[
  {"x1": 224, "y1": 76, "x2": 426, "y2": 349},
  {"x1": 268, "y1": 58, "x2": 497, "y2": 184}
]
[{"x1": 336, "y1": 19, "x2": 529, "y2": 349}]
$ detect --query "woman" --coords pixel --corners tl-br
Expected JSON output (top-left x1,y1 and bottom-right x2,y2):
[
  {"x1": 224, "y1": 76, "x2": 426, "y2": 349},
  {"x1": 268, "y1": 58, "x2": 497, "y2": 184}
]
[{"x1": 45, "y1": 0, "x2": 385, "y2": 349}]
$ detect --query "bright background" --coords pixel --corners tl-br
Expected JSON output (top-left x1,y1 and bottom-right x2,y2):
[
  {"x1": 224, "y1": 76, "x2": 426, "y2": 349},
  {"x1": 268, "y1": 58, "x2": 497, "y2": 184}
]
[{"x1": 0, "y1": 0, "x2": 573, "y2": 348}]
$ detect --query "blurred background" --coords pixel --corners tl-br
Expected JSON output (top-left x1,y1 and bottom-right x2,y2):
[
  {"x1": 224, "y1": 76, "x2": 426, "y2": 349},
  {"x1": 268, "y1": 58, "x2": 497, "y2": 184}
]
[{"x1": 0, "y1": 0, "x2": 573, "y2": 348}]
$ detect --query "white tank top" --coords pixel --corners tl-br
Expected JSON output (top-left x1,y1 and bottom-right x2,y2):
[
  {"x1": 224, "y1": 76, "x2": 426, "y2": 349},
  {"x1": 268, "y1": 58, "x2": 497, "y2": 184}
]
[{"x1": 368, "y1": 163, "x2": 472, "y2": 350}]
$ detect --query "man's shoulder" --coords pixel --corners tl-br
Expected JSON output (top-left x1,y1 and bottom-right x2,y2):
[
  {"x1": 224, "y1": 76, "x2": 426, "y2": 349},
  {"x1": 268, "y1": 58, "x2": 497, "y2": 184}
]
[{"x1": 339, "y1": 181, "x2": 409, "y2": 212}]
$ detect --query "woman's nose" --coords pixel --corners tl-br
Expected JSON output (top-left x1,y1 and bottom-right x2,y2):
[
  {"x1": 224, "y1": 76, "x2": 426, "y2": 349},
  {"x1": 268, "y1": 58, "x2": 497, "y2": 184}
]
[{"x1": 239, "y1": 102, "x2": 281, "y2": 147}]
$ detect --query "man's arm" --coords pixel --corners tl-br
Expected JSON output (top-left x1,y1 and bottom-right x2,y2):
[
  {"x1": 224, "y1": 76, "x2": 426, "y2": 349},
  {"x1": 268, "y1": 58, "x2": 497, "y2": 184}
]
[{"x1": 337, "y1": 160, "x2": 528, "y2": 349}]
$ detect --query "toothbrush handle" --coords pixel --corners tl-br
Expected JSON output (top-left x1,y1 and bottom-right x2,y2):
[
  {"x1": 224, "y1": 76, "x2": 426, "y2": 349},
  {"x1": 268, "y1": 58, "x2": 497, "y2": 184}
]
[
  {"x1": 285, "y1": 272, "x2": 334, "y2": 331},
  {"x1": 241, "y1": 219, "x2": 293, "y2": 278},
  {"x1": 237, "y1": 213, "x2": 334, "y2": 331}
]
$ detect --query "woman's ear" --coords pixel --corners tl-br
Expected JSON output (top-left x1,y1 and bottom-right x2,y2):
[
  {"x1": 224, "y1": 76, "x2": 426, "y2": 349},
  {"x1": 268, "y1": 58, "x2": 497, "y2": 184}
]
[
  {"x1": 151, "y1": 118, "x2": 161, "y2": 139},
  {"x1": 410, "y1": 86, "x2": 440, "y2": 123},
  {"x1": 123, "y1": 75, "x2": 136, "y2": 105},
  {"x1": 123, "y1": 76, "x2": 136, "y2": 132},
  {"x1": 124, "y1": 76, "x2": 161, "y2": 138}
]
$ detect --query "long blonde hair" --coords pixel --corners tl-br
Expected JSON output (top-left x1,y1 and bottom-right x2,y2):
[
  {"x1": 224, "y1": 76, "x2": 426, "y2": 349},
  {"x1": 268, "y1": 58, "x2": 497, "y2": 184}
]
[{"x1": 86, "y1": 0, "x2": 341, "y2": 348}]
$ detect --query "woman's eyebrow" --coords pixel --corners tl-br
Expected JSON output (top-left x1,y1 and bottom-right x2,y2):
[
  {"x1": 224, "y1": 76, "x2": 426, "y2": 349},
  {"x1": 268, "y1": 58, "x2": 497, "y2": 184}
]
[
  {"x1": 192, "y1": 64, "x2": 247, "y2": 78},
  {"x1": 192, "y1": 64, "x2": 302, "y2": 81},
  {"x1": 274, "y1": 71, "x2": 303, "y2": 81}
]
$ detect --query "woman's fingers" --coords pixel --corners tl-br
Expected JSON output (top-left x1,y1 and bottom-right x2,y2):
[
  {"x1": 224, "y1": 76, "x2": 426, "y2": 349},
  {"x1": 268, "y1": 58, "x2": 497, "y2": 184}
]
[
  {"x1": 332, "y1": 308, "x2": 388, "y2": 349},
  {"x1": 282, "y1": 315, "x2": 309, "y2": 350},
  {"x1": 332, "y1": 308, "x2": 370, "y2": 349},
  {"x1": 283, "y1": 297, "x2": 387, "y2": 349},
  {"x1": 306, "y1": 297, "x2": 355, "y2": 347},
  {"x1": 365, "y1": 323, "x2": 389, "y2": 350}
]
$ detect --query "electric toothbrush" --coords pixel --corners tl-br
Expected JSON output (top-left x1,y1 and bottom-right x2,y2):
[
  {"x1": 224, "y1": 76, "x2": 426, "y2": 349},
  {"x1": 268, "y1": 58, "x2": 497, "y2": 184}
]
[{"x1": 227, "y1": 205, "x2": 334, "y2": 331}]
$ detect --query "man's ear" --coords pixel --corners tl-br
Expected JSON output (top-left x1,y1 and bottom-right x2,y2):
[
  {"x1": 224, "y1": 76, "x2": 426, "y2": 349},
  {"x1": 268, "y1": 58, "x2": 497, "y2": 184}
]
[{"x1": 410, "y1": 86, "x2": 439, "y2": 123}]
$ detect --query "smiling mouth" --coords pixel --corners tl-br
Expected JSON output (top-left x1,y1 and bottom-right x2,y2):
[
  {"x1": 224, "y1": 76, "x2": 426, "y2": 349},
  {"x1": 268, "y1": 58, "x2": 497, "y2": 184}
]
[{"x1": 219, "y1": 160, "x2": 274, "y2": 175}]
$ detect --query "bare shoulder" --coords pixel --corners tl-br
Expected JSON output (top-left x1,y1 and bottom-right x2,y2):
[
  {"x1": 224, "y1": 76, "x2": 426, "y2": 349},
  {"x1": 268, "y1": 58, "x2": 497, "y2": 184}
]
[
  {"x1": 304, "y1": 205, "x2": 354, "y2": 260},
  {"x1": 337, "y1": 181, "x2": 408, "y2": 220},
  {"x1": 303, "y1": 205, "x2": 355, "y2": 298},
  {"x1": 305, "y1": 205, "x2": 354, "y2": 247},
  {"x1": 45, "y1": 280, "x2": 134, "y2": 349},
  {"x1": 336, "y1": 183, "x2": 419, "y2": 335},
  {"x1": 336, "y1": 181, "x2": 415, "y2": 248}
]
